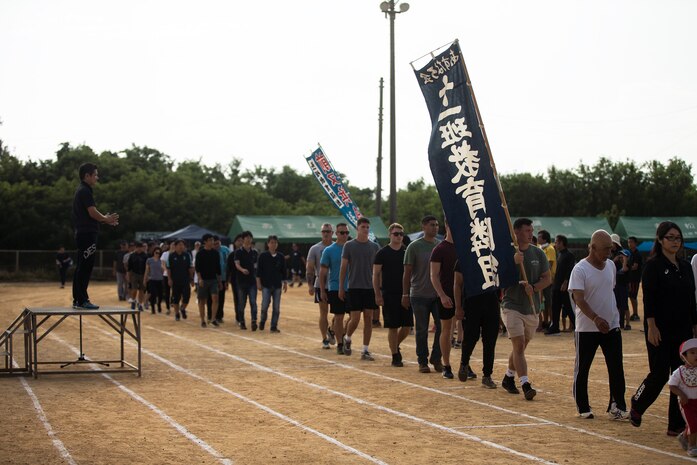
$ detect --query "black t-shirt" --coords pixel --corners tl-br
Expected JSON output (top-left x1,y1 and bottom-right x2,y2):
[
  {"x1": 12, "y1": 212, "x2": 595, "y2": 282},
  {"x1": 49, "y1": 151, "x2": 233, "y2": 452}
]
[
  {"x1": 374, "y1": 245, "x2": 405, "y2": 294},
  {"x1": 290, "y1": 250, "x2": 303, "y2": 269},
  {"x1": 628, "y1": 249, "x2": 643, "y2": 283},
  {"x1": 234, "y1": 247, "x2": 258, "y2": 285},
  {"x1": 258, "y1": 251, "x2": 286, "y2": 288},
  {"x1": 226, "y1": 252, "x2": 237, "y2": 282},
  {"x1": 72, "y1": 181, "x2": 99, "y2": 233},
  {"x1": 128, "y1": 252, "x2": 148, "y2": 275},
  {"x1": 195, "y1": 248, "x2": 221, "y2": 281},
  {"x1": 553, "y1": 248, "x2": 575, "y2": 290},
  {"x1": 114, "y1": 250, "x2": 127, "y2": 273},
  {"x1": 168, "y1": 251, "x2": 193, "y2": 285},
  {"x1": 56, "y1": 252, "x2": 72, "y2": 268}
]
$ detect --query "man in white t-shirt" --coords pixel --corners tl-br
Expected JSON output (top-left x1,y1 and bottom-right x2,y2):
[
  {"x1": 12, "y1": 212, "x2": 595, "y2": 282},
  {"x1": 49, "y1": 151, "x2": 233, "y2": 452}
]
[{"x1": 569, "y1": 229, "x2": 629, "y2": 420}]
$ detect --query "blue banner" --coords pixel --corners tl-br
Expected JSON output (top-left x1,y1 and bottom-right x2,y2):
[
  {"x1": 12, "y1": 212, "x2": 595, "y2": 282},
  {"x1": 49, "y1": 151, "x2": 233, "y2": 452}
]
[
  {"x1": 414, "y1": 41, "x2": 517, "y2": 297},
  {"x1": 305, "y1": 147, "x2": 375, "y2": 241}
]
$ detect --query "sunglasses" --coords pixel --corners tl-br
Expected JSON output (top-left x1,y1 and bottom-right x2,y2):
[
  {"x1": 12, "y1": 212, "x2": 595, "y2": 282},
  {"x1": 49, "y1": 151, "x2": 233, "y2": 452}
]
[
  {"x1": 391, "y1": 232, "x2": 404, "y2": 236},
  {"x1": 337, "y1": 231, "x2": 349, "y2": 235},
  {"x1": 321, "y1": 230, "x2": 333, "y2": 234}
]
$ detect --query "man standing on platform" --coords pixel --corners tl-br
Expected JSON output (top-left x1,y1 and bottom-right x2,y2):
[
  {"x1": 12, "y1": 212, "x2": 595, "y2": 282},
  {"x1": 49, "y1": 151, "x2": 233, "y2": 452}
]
[{"x1": 72, "y1": 162, "x2": 118, "y2": 310}]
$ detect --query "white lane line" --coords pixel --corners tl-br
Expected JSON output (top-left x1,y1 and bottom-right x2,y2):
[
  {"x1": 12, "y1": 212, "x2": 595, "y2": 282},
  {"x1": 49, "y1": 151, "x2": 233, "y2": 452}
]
[
  {"x1": 206, "y1": 326, "x2": 696, "y2": 464},
  {"x1": 12, "y1": 359, "x2": 78, "y2": 465},
  {"x1": 49, "y1": 333, "x2": 234, "y2": 465},
  {"x1": 148, "y1": 326, "x2": 556, "y2": 465},
  {"x1": 452, "y1": 423, "x2": 553, "y2": 430},
  {"x1": 80, "y1": 324, "x2": 388, "y2": 465}
]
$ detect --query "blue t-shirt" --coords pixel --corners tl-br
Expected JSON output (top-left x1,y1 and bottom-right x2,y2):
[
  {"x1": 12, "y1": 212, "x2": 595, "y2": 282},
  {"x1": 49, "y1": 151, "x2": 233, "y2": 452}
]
[{"x1": 320, "y1": 243, "x2": 348, "y2": 292}]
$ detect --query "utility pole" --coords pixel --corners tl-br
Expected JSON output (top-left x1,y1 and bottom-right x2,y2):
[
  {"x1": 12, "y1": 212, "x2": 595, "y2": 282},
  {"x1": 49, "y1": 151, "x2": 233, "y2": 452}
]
[{"x1": 376, "y1": 77, "x2": 384, "y2": 217}]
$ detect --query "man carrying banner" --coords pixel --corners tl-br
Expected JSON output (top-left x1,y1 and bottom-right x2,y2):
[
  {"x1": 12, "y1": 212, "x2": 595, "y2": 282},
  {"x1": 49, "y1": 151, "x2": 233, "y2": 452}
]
[
  {"x1": 373, "y1": 223, "x2": 412, "y2": 367},
  {"x1": 320, "y1": 223, "x2": 350, "y2": 355},
  {"x1": 340, "y1": 217, "x2": 380, "y2": 361},
  {"x1": 501, "y1": 218, "x2": 551, "y2": 400},
  {"x1": 307, "y1": 223, "x2": 336, "y2": 349},
  {"x1": 403, "y1": 215, "x2": 443, "y2": 373}
]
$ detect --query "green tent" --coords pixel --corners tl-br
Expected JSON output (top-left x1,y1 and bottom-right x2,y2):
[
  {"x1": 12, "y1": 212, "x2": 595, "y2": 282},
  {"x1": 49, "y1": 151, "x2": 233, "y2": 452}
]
[
  {"x1": 513, "y1": 217, "x2": 613, "y2": 243},
  {"x1": 228, "y1": 216, "x2": 390, "y2": 244},
  {"x1": 614, "y1": 217, "x2": 697, "y2": 242}
]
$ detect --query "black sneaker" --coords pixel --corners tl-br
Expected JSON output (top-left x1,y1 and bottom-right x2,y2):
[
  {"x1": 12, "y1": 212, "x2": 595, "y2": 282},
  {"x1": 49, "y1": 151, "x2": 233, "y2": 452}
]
[
  {"x1": 481, "y1": 376, "x2": 497, "y2": 389},
  {"x1": 130, "y1": 301, "x2": 136, "y2": 310},
  {"x1": 259, "y1": 321, "x2": 265, "y2": 331},
  {"x1": 442, "y1": 365, "x2": 454, "y2": 379},
  {"x1": 522, "y1": 382, "x2": 537, "y2": 400},
  {"x1": 327, "y1": 327, "x2": 336, "y2": 345},
  {"x1": 431, "y1": 359, "x2": 444, "y2": 372},
  {"x1": 181, "y1": 309, "x2": 187, "y2": 319},
  {"x1": 624, "y1": 324, "x2": 632, "y2": 330},
  {"x1": 458, "y1": 364, "x2": 469, "y2": 382},
  {"x1": 418, "y1": 364, "x2": 431, "y2": 373},
  {"x1": 467, "y1": 366, "x2": 477, "y2": 379},
  {"x1": 391, "y1": 354, "x2": 403, "y2": 367},
  {"x1": 240, "y1": 322, "x2": 247, "y2": 330},
  {"x1": 211, "y1": 319, "x2": 220, "y2": 327},
  {"x1": 337, "y1": 344, "x2": 344, "y2": 355},
  {"x1": 270, "y1": 327, "x2": 280, "y2": 333},
  {"x1": 630, "y1": 408, "x2": 642, "y2": 427},
  {"x1": 201, "y1": 321, "x2": 207, "y2": 328},
  {"x1": 502, "y1": 375, "x2": 520, "y2": 394},
  {"x1": 251, "y1": 321, "x2": 258, "y2": 331},
  {"x1": 544, "y1": 327, "x2": 561, "y2": 336},
  {"x1": 343, "y1": 336, "x2": 352, "y2": 355},
  {"x1": 175, "y1": 313, "x2": 181, "y2": 321},
  {"x1": 630, "y1": 314, "x2": 640, "y2": 322},
  {"x1": 81, "y1": 301, "x2": 99, "y2": 310}
]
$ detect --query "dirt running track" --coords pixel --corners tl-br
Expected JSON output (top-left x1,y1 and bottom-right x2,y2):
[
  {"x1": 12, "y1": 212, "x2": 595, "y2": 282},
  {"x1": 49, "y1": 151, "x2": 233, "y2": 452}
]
[{"x1": 0, "y1": 282, "x2": 691, "y2": 464}]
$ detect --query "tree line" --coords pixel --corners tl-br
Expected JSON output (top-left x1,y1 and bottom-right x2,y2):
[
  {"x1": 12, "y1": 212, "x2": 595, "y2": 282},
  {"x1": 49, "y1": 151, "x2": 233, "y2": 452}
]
[{"x1": 0, "y1": 140, "x2": 695, "y2": 250}]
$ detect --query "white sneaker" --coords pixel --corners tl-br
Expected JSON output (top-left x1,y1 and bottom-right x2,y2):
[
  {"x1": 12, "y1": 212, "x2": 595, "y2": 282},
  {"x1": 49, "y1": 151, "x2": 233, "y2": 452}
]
[
  {"x1": 607, "y1": 406, "x2": 629, "y2": 421},
  {"x1": 688, "y1": 447, "x2": 697, "y2": 457},
  {"x1": 579, "y1": 411, "x2": 594, "y2": 419},
  {"x1": 678, "y1": 431, "x2": 688, "y2": 451}
]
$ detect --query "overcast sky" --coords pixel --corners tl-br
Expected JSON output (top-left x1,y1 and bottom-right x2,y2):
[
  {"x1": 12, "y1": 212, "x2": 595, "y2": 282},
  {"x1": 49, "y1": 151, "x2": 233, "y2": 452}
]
[{"x1": 1, "y1": 0, "x2": 696, "y2": 191}]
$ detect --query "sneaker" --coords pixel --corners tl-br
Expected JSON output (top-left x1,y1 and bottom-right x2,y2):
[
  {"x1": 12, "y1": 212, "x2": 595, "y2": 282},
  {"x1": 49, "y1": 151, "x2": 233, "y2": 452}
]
[
  {"x1": 337, "y1": 344, "x2": 344, "y2": 355},
  {"x1": 322, "y1": 339, "x2": 330, "y2": 350},
  {"x1": 218, "y1": 319, "x2": 224, "y2": 324},
  {"x1": 458, "y1": 364, "x2": 469, "y2": 382},
  {"x1": 502, "y1": 375, "x2": 520, "y2": 394},
  {"x1": 608, "y1": 404, "x2": 629, "y2": 421},
  {"x1": 372, "y1": 320, "x2": 381, "y2": 328},
  {"x1": 544, "y1": 327, "x2": 561, "y2": 336},
  {"x1": 442, "y1": 365, "x2": 454, "y2": 379},
  {"x1": 181, "y1": 309, "x2": 187, "y2": 319},
  {"x1": 579, "y1": 411, "x2": 594, "y2": 419},
  {"x1": 688, "y1": 447, "x2": 697, "y2": 458},
  {"x1": 81, "y1": 301, "x2": 99, "y2": 310},
  {"x1": 270, "y1": 327, "x2": 280, "y2": 333},
  {"x1": 211, "y1": 319, "x2": 220, "y2": 327},
  {"x1": 175, "y1": 313, "x2": 181, "y2": 321},
  {"x1": 624, "y1": 324, "x2": 632, "y2": 330},
  {"x1": 678, "y1": 431, "x2": 689, "y2": 451},
  {"x1": 431, "y1": 360, "x2": 444, "y2": 372},
  {"x1": 522, "y1": 382, "x2": 537, "y2": 401},
  {"x1": 327, "y1": 327, "x2": 336, "y2": 345},
  {"x1": 668, "y1": 428, "x2": 685, "y2": 437},
  {"x1": 361, "y1": 351, "x2": 375, "y2": 361},
  {"x1": 72, "y1": 301, "x2": 81, "y2": 309},
  {"x1": 481, "y1": 376, "x2": 497, "y2": 389},
  {"x1": 240, "y1": 322, "x2": 247, "y2": 330},
  {"x1": 453, "y1": 340, "x2": 462, "y2": 349},
  {"x1": 138, "y1": 304, "x2": 143, "y2": 312},
  {"x1": 391, "y1": 354, "x2": 403, "y2": 367},
  {"x1": 201, "y1": 321, "x2": 207, "y2": 328},
  {"x1": 130, "y1": 301, "x2": 136, "y2": 310},
  {"x1": 343, "y1": 336, "x2": 352, "y2": 356},
  {"x1": 629, "y1": 408, "x2": 642, "y2": 427},
  {"x1": 418, "y1": 364, "x2": 431, "y2": 373},
  {"x1": 630, "y1": 314, "x2": 640, "y2": 321},
  {"x1": 151, "y1": 308, "x2": 156, "y2": 314},
  {"x1": 251, "y1": 321, "x2": 258, "y2": 331},
  {"x1": 467, "y1": 366, "x2": 477, "y2": 380},
  {"x1": 259, "y1": 321, "x2": 265, "y2": 331}
]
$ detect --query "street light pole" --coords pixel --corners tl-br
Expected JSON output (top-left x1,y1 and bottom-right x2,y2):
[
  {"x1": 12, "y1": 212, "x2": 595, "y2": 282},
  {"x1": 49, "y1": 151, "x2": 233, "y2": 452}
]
[{"x1": 380, "y1": 0, "x2": 409, "y2": 224}]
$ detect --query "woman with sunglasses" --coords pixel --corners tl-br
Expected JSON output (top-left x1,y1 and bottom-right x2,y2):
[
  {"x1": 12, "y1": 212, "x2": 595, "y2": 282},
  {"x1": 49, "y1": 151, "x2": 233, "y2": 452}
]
[{"x1": 631, "y1": 222, "x2": 697, "y2": 436}]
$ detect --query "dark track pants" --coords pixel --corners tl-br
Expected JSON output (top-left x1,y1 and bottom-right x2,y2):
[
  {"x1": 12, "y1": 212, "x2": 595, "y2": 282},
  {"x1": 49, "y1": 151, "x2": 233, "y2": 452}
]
[
  {"x1": 573, "y1": 328, "x2": 626, "y2": 413},
  {"x1": 460, "y1": 292, "x2": 500, "y2": 377},
  {"x1": 72, "y1": 232, "x2": 97, "y2": 305}
]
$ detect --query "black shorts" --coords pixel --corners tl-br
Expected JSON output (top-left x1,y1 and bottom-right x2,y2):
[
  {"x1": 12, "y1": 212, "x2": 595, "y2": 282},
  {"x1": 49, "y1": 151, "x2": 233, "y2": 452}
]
[
  {"x1": 614, "y1": 284, "x2": 629, "y2": 311},
  {"x1": 171, "y1": 283, "x2": 191, "y2": 305},
  {"x1": 382, "y1": 293, "x2": 413, "y2": 328},
  {"x1": 628, "y1": 281, "x2": 640, "y2": 299},
  {"x1": 314, "y1": 287, "x2": 326, "y2": 304},
  {"x1": 328, "y1": 291, "x2": 347, "y2": 314},
  {"x1": 347, "y1": 288, "x2": 378, "y2": 311},
  {"x1": 438, "y1": 299, "x2": 456, "y2": 320}
]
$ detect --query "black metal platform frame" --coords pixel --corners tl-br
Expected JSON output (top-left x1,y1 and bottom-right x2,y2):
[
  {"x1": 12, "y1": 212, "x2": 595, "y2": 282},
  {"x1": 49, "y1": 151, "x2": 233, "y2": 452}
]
[{"x1": 27, "y1": 307, "x2": 141, "y2": 378}]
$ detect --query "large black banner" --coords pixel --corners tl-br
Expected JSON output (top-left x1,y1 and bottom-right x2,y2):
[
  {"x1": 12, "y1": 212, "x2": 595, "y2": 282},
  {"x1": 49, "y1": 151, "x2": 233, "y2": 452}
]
[{"x1": 414, "y1": 41, "x2": 517, "y2": 297}]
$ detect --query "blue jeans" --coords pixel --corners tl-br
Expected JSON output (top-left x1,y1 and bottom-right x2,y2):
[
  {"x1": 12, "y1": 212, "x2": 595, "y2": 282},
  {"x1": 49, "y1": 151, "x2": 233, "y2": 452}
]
[
  {"x1": 261, "y1": 286, "x2": 282, "y2": 328},
  {"x1": 410, "y1": 296, "x2": 441, "y2": 365},
  {"x1": 238, "y1": 282, "x2": 258, "y2": 322}
]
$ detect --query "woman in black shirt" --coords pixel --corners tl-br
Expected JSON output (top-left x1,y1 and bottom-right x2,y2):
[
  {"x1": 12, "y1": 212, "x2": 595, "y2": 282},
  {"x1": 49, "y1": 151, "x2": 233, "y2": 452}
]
[{"x1": 631, "y1": 221, "x2": 697, "y2": 435}]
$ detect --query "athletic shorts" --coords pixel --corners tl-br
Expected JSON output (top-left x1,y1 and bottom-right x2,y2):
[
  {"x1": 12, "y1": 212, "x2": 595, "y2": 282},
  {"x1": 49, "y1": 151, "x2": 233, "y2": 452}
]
[
  {"x1": 197, "y1": 279, "x2": 218, "y2": 300},
  {"x1": 328, "y1": 291, "x2": 347, "y2": 314},
  {"x1": 501, "y1": 308, "x2": 538, "y2": 340},
  {"x1": 171, "y1": 283, "x2": 191, "y2": 305},
  {"x1": 347, "y1": 288, "x2": 378, "y2": 311},
  {"x1": 382, "y1": 293, "x2": 413, "y2": 328},
  {"x1": 628, "y1": 281, "x2": 640, "y2": 299},
  {"x1": 438, "y1": 299, "x2": 456, "y2": 320},
  {"x1": 614, "y1": 284, "x2": 629, "y2": 311},
  {"x1": 314, "y1": 287, "x2": 326, "y2": 304},
  {"x1": 291, "y1": 268, "x2": 301, "y2": 276},
  {"x1": 129, "y1": 273, "x2": 145, "y2": 292}
]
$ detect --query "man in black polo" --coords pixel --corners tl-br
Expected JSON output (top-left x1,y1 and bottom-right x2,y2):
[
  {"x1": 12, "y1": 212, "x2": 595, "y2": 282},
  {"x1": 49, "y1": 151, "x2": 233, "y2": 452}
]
[{"x1": 72, "y1": 163, "x2": 119, "y2": 309}]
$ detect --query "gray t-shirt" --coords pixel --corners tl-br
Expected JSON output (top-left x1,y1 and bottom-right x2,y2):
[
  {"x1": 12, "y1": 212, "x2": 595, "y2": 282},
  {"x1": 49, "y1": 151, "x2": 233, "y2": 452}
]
[
  {"x1": 307, "y1": 241, "x2": 331, "y2": 288},
  {"x1": 404, "y1": 237, "x2": 440, "y2": 298},
  {"x1": 342, "y1": 239, "x2": 380, "y2": 289},
  {"x1": 502, "y1": 245, "x2": 550, "y2": 315},
  {"x1": 146, "y1": 257, "x2": 164, "y2": 281}
]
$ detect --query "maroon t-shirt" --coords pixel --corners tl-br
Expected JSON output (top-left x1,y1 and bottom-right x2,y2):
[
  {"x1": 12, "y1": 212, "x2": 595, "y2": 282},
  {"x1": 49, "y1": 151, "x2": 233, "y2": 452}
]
[{"x1": 430, "y1": 240, "x2": 457, "y2": 299}]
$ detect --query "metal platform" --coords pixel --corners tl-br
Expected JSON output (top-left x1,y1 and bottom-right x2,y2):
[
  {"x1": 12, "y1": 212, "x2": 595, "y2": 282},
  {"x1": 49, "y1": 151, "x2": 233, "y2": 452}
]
[{"x1": 23, "y1": 306, "x2": 141, "y2": 378}]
